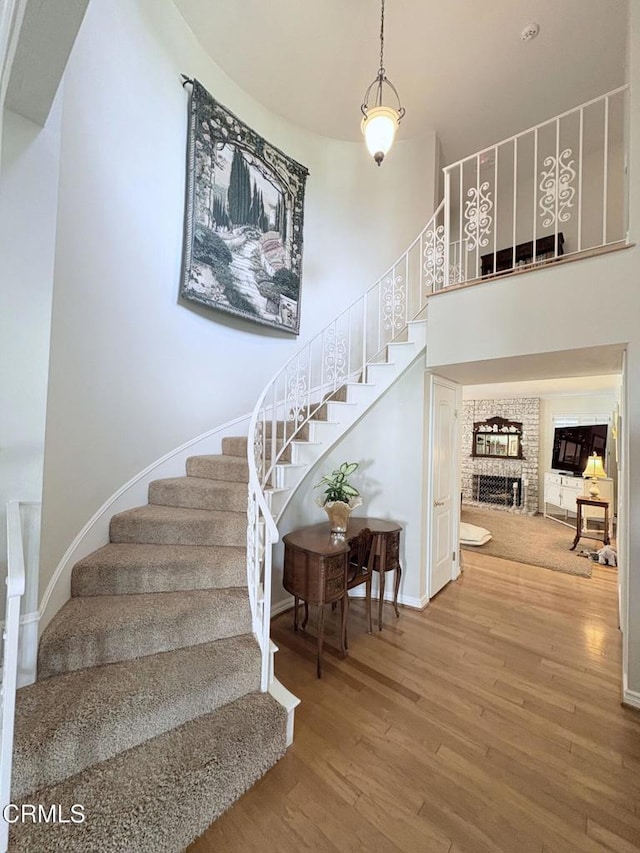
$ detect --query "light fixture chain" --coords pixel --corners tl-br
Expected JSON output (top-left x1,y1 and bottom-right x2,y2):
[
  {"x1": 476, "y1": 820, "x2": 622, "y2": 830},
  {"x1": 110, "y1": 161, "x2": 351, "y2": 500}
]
[{"x1": 379, "y1": 0, "x2": 385, "y2": 74}]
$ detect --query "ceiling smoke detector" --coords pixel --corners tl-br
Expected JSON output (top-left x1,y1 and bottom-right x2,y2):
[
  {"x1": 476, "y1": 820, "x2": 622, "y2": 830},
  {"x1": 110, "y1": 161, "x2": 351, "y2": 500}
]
[{"x1": 521, "y1": 22, "x2": 540, "y2": 42}]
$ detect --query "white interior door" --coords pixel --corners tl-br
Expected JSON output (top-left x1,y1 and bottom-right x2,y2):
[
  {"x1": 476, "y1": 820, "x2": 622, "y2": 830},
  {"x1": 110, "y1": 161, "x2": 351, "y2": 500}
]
[{"x1": 428, "y1": 376, "x2": 459, "y2": 597}]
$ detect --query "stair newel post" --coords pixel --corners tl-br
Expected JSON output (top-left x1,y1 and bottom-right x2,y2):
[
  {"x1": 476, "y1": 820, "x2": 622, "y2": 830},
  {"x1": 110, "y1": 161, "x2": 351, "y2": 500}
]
[
  {"x1": 377, "y1": 279, "x2": 382, "y2": 355},
  {"x1": 260, "y1": 532, "x2": 273, "y2": 691},
  {"x1": 346, "y1": 305, "x2": 352, "y2": 381},
  {"x1": 270, "y1": 382, "x2": 277, "y2": 489},
  {"x1": 419, "y1": 232, "x2": 424, "y2": 305},
  {"x1": 404, "y1": 250, "x2": 410, "y2": 325},
  {"x1": 444, "y1": 167, "x2": 451, "y2": 289},
  {"x1": 361, "y1": 295, "x2": 368, "y2": 377},
  {"x1": 333, "y1": 318, "x2": 340, "y2": 391},
  {"x1": 320, "y1": 327, "x2": 327, "y2": 397},
  {"x1": 306, "y1": 342, "x2": 312, "y2": 426}
]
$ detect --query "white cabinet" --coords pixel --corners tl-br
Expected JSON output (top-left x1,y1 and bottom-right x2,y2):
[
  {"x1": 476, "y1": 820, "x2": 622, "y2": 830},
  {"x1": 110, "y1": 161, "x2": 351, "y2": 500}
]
[{"x1": 543, "y1": 472, "x2": 614, "y2": 529}]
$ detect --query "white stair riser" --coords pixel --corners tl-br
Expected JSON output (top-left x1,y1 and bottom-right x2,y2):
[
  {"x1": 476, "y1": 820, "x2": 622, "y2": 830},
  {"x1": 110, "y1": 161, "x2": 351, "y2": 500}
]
[
  {"x1": 270, "y1": 326, "x2": 426, "y2": 520},
  {"x1": 407, "y1": 321, "x2": 428, "y2": 348}
]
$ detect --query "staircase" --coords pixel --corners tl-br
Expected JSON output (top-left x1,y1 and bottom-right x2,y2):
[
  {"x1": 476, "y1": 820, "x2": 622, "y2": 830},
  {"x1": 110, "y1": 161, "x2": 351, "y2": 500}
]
[
  {"x1": 6, "y1": 85, "x2": 629, "y2": 851},
  {"x1": 9, "y1": 443, "x2": 287, "y2": 852}
]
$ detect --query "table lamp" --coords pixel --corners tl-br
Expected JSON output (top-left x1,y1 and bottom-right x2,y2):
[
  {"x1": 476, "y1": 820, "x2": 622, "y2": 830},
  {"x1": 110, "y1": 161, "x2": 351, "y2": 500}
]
[{"x1": 583, "y1": 452, "x2": 607, "y2": 498}]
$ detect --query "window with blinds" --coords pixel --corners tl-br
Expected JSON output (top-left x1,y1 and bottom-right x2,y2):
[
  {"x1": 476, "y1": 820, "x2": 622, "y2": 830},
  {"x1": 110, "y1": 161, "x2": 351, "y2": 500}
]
[{"x1": 553, "y1": 414, "x2": 609, "y2": 429}]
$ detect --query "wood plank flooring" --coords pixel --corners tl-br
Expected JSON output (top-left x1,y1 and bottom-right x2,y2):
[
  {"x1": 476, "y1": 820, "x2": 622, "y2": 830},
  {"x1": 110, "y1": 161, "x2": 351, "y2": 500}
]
[{"x1": 188, "y1": 552, "x2": 640, "y2": 853}]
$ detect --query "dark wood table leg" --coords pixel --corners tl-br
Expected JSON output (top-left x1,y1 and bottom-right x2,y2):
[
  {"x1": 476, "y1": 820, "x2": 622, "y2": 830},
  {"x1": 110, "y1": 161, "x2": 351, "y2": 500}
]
[
  {"x1": 317, "y1": 605, "x2": 325, "y2": 678},
  {"x1": 393, "y1": 565, "x2": 402, "y2": 618},
  {"x1": 293, "y1": 595, "x2": 299, "y2": 631},
  {"x1": 341, "y1": 593, "x2": 349, "y2": 652},
  {"x1": 378, "y1": 568, "x2": 385, "y2": 631},
  {"x1": 366, "y1": 576, "x2": 372, "y2": 634},
  {"x1": 570, "y1": 503, "x2": 582, "y2": 551},
  {"x1": 302, "y1": 601, "x2": 309, "y2": 630},
  {"x1": 604, "y1": 506, "x2": 611, "y2": 545}
]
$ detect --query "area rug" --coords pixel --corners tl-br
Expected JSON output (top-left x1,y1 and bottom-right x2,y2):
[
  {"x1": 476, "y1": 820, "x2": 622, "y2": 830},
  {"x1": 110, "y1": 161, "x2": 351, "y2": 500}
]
[{"x1": 460, "y1": 506, "x2": 597, "y2": 578}]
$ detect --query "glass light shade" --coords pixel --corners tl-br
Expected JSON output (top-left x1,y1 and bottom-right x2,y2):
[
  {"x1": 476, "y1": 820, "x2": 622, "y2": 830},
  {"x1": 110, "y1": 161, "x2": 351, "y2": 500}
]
[
  {"x1": 361, "y1": 106, "x2": 400, "y2": 164},
  {"x1": 583, "y1": 454, "x2": 606, "y2": 480}
]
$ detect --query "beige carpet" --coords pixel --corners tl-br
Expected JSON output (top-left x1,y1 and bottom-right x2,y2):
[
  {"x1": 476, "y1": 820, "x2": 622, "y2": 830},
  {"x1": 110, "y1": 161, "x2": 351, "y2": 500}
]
[
  {"x1": 11, "y1": 439, "x2": 287, "y2": 852},
  {"x1": 460, "y1": 506, "x2": 608, "y2": 578}
]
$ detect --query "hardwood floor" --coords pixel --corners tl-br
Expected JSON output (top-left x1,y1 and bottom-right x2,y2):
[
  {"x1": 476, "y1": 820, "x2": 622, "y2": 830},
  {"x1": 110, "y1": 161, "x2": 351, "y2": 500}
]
[{"x1": 189, "y1": 553, "x2": 640, "y2": 853}]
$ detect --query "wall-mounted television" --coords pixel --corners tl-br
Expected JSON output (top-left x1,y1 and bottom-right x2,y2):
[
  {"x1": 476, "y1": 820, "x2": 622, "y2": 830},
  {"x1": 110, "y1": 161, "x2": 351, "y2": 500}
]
[{"x1": 551, "y1": 424, "x2": 608, "y2": 476}]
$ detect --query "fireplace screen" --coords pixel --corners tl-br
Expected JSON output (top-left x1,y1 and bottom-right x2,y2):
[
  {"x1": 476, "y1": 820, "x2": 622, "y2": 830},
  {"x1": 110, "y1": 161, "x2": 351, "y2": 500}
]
[{"x1": 473, "y1": 474, "x2": 523, "y2": 508}]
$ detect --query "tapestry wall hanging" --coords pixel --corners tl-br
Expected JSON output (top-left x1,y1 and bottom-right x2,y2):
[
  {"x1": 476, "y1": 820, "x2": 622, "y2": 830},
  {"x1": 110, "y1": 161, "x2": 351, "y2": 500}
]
[{"x1": 180, "y1": 78, "x2": 309, "y2": 334}]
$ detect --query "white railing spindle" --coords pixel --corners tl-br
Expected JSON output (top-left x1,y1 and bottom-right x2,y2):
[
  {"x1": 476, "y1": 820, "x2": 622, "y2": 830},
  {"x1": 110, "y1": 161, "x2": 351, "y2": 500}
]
[
  {"x1": 578, "y1": 106, "x2": 584, "y2": 252},
  {"x1": 603, "y1": 95, "x2": 610, "y2": 246}
]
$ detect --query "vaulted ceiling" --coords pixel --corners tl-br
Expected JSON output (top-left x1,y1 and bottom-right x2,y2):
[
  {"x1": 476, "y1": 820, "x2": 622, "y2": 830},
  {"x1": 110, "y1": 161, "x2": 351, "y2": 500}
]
[{"x1": 173, "y1": 0, "x2": 629, "y2": 162}]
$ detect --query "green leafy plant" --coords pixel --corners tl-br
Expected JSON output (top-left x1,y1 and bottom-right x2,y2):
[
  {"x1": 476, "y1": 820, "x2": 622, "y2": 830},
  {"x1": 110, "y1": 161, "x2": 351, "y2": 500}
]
[{"x1": 315, "y1": 462, "x2": 360, "y2": 505}]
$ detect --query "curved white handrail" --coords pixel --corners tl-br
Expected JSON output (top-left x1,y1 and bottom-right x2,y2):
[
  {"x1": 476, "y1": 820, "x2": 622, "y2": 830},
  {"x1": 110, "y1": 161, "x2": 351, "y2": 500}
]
[
  {"x1": 247, "y1": 199, "x2": 446, "y2": 690},
  {"x1": 1, "y1": 502, "x2": 27, "y2": 851}
]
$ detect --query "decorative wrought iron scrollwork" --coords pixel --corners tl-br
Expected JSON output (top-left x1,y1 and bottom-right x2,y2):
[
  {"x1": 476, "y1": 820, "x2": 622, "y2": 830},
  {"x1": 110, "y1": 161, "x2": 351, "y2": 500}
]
[
  {"x1": 253, "y1": 418, "x2": 265, "y2": 484},
  {"x1": 246, "y1": 486, "x2": 258, "y2": 598},
  {"x1": 381, "y1": 274, "x2": 405, "y2": 332},
  {"x1": 286, "y1": 357, "x2": 308, "y2": 424},
  {"x1": 464, "y1": 182, "x2": 493, "y2": 251},
  {"x1": 539, "y1": 148, "x2": 576, "y2": 228},
  {"x1": 324, "y1": 326, "x2": 348, "y2": 386},
  {"x1": 423, "y1": 224, "x2": 446, "y2": 292}
]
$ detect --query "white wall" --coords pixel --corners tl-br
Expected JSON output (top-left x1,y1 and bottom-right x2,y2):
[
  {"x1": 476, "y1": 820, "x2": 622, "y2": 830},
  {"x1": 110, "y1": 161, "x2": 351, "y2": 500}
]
[
  {"x1": 39, "y1": 0, "x2": 438, "y2": 599},
  {"x1": 0, "y1": 101, "x2": 60, "y2": 585},
  {"x1": 271, "y1": 358, "x2": 428, "y2": 612}
]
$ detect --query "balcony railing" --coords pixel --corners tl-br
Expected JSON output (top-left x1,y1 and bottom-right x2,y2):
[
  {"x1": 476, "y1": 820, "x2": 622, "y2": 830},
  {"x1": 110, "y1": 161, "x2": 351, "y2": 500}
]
[{"x1": 439, "y1": 85, "x2": 630, "y2": 289}]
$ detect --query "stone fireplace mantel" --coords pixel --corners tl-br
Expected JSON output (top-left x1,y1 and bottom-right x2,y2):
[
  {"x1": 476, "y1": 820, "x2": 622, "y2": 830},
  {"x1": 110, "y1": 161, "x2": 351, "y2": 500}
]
[{"x1": 462, "y1": 398, "x2": 540, "y2": 514}]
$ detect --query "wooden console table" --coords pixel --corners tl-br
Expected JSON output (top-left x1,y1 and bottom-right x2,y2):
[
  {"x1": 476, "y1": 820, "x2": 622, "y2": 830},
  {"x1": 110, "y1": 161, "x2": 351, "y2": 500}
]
[
  {"x1": 569, "y1": 496, "x2": 611, "y2": 551},
  {"x1": 282, "y1": 517, "x2": 402, "y2": 677}
]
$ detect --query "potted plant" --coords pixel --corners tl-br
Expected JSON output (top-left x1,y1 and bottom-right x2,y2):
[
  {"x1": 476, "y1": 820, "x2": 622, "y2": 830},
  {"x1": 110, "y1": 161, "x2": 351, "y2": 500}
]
[{"x1": 315, "y1": 461, "x2": 362, "y2": 534}]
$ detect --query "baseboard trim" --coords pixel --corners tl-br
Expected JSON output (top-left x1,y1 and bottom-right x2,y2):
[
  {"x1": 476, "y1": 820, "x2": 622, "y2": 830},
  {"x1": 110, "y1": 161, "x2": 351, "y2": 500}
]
[
  {"x1": 348, "y1": 587, "x2": 429, "y2": 611},
  {"x1": 622, "y1": 676, "x2": 640, "y2": 710},
  {"x1": 271, "y1": 589, "x2": 429, "y2": 616},
  {"x1": 271, "y1": 596, "x2": 295, "y2": 618}
]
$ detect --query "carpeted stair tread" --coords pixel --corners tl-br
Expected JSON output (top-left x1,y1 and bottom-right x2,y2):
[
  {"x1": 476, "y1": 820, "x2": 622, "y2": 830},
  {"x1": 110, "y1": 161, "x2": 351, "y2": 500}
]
[
  {"x1": 38, "y1": 589, "x2": 251, "y2": 679},
  {"x1": 222, "y1": 436, "x2": 292, "y2": 463},
  {"x1": 71, "y1": 543, "x2": 246, "y2": 596},
  {"x1": 9, "y1": 692, "x2": 287, "y2": 852},
  {"x1": 186, "y1": 454, "x2": 249, "y2": 482},
  {"x1": 13, "y1": 635, "x2": 261, "y2": 799},
  {"x1": 264, "y1": 420, "x2": 310, "y2": 440},
  {"x1": 221, "y1": 436, "x2": 248, "y2": 457},
  {"x1": 109, "y1": 504, "x2": 245, "y2": 547},
  {"x1": 148, "y1": 476, "x2": 247, "y2": 512}
]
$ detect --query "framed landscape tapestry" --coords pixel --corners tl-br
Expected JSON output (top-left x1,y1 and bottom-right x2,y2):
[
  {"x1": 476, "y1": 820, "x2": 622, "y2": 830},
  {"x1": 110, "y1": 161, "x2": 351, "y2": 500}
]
[{"x1": 180, "y1": 78, "x2": 309, "y2": 334}]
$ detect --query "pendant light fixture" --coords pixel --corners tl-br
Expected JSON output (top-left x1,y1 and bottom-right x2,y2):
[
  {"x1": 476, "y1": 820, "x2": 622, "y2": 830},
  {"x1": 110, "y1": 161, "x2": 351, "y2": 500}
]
[{"x1": 360, "y1": 0, "x2": 405, "y2": 166}]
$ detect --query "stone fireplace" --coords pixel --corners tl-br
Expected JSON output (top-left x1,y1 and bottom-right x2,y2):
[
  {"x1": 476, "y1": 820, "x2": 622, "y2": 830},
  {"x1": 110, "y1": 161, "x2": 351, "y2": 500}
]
[{"x1": 462, "y1": 398, "x2": 540, "y2": 514}]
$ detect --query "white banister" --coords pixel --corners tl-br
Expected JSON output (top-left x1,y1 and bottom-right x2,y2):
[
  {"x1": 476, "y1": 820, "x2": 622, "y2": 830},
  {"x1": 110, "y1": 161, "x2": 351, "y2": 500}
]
[{"x1": 1, "y1": 502, "x2": 28, "y2": 851}]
